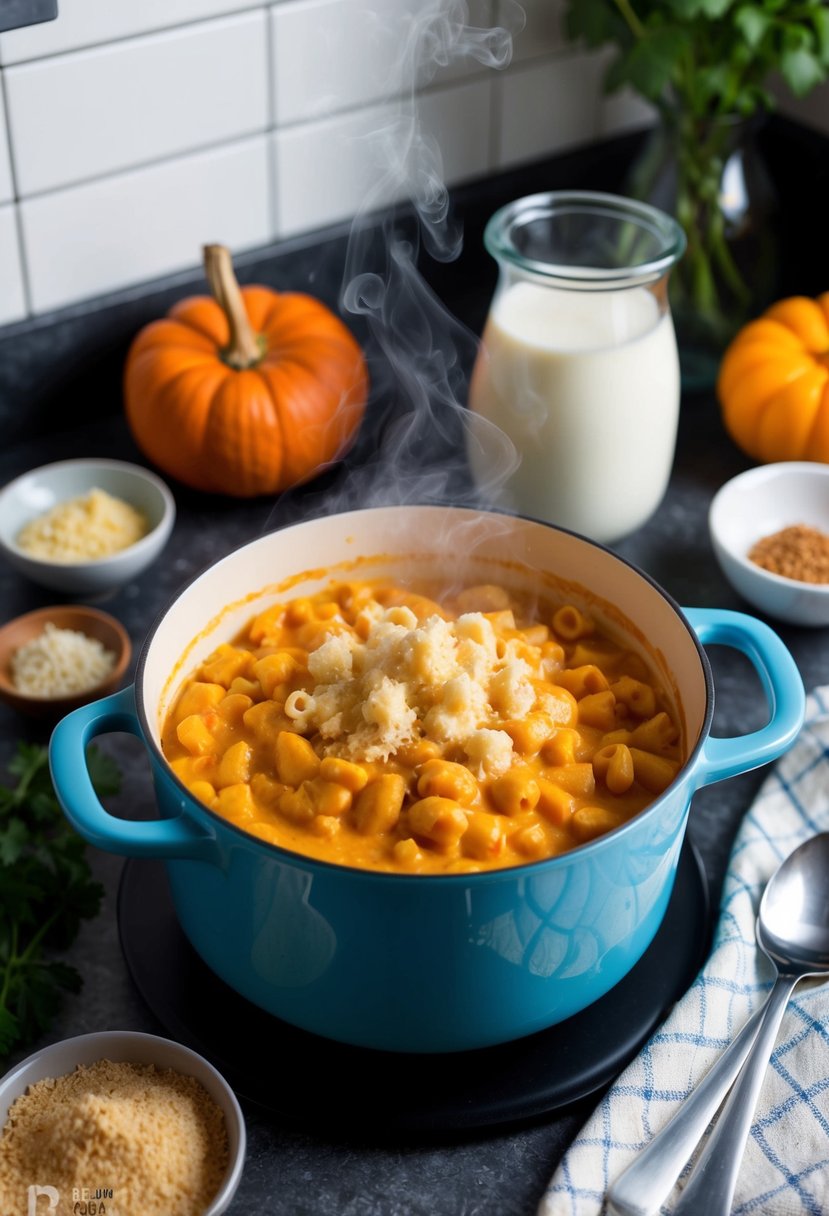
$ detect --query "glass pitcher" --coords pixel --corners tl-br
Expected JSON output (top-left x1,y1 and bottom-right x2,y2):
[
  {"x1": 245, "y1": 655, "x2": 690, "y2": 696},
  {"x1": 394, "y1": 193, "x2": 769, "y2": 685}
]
[{"x1": 466, "y1": 191, "x2": 687, "y2": 545}]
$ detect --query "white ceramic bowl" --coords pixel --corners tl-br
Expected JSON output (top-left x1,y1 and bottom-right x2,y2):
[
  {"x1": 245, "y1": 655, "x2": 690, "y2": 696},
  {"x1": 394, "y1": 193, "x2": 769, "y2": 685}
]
[
  {"x1": 709, "y1": 462, "x2": 829, "y2": 626},
  {"x1": 0, "y1": 458, "x2": 175, "y2": 594},
  {"x1": 0, "y1": 1030, "x2": 246, "y2": 1216}
]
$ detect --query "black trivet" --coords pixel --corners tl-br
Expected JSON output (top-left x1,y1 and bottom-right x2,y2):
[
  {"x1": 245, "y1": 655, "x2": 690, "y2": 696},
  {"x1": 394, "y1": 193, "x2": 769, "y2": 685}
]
[{"x1": 118, "y1": 839, "x2": 709, "y2": 1133}]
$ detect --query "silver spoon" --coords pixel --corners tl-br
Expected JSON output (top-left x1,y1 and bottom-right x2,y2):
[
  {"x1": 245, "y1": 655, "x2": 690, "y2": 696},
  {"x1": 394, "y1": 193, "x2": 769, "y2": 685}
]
[{"x1": 608, "y1": 831, "x2": 829, "y2": 1216}]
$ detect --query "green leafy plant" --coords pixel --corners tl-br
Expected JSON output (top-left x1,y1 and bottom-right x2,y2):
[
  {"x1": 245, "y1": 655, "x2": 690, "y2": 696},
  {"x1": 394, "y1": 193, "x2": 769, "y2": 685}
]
[
  {"x1": 0, "y1": 742, "x2": 120, "y2": 1062},
  {"x1": 565, "y1": 0, "x2": 829, "y2": 363},
  {"x1": 568, "y1": 1, "x2": 829, "y2": 114}
]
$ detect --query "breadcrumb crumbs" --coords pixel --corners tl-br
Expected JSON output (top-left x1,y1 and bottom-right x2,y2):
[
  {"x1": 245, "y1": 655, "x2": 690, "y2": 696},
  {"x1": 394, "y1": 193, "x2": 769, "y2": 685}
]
[
  {"x1": 0, "y1": 1059, "x2": 228, "y2": 1216},
  {"x1": 748, "y1": 524, "x2": 829, "y2": 584}
]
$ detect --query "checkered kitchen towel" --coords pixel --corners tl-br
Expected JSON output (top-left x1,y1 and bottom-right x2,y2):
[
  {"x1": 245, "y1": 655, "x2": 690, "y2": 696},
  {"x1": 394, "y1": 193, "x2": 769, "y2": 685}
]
[{"x1": 539, "y1": 687, "x2": 829, "y2": 1216}]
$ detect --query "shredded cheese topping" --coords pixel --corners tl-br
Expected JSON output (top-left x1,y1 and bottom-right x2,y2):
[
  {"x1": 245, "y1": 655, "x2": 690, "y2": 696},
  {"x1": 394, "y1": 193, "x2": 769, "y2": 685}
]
[
  {"x1": 16, "y1": 487, "x2": 149, "y2": 562},
  {"x1": 290, "y1": 606, "x2": 543, "y2": 775}
]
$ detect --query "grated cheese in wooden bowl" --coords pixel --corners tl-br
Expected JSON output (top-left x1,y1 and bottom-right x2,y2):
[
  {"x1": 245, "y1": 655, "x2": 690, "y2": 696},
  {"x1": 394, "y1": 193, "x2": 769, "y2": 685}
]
[
  {"x1": 11, "y1": 622, "x2": 116, "y2": 698},
  {"x1": 16, "y1": 487, "x2": 149, "y2": 563}
]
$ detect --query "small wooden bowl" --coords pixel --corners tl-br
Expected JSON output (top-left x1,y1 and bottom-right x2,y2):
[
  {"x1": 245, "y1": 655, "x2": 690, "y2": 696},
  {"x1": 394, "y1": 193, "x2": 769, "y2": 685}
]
[{"x1": 0, "y1": 605, "x2": 131, "y2": 719}]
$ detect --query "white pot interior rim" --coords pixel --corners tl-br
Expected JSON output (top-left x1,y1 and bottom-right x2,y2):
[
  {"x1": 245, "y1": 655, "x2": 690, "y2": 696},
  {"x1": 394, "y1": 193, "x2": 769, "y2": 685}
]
[{"x1": 133, "y1": 505, "x2": 715, "y2": 875}]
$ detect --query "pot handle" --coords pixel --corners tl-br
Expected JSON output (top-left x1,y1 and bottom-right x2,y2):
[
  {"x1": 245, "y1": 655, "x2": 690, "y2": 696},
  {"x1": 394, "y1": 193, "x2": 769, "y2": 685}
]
[
  {"x1": 685, "y1": 607, "x2": 805, "y2": 788},
  {"x1": 49, "y1": 685, "x2": 217, "y2": 861}
]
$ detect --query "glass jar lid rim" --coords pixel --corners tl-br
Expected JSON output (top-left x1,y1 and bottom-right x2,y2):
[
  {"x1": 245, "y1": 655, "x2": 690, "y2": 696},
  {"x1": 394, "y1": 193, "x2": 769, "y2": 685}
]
[{"x1": 484, "y1": 190, "x2": 687, "y2": 286}]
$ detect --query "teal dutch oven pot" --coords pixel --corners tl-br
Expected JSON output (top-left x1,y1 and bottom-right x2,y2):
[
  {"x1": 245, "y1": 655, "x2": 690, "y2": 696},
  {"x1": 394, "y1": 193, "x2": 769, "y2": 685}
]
[{"x1": 49, "y1": 508, "x2": 805, "y2": 1053}]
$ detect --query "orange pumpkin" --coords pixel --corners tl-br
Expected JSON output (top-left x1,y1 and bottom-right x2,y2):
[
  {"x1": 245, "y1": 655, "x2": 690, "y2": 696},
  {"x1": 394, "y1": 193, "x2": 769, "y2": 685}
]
[
  {"x1": 124, "y1": 245, "x2": 368, "y2": 496},
  {"x1": 718, "y1": 293, "x2": 829, "y2": 464}
]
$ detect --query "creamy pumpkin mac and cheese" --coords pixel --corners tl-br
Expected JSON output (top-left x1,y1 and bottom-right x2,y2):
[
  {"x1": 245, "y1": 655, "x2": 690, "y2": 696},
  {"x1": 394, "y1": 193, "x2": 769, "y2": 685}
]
[{"x1": 161, "y1": 580, "x2": 683, "y2": 873}]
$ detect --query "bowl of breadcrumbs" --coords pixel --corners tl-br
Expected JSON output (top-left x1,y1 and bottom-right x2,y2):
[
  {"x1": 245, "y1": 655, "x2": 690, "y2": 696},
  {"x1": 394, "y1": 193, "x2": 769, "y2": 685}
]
[{"x1": 0, "y1": 1030, "x2": 245, "y2": 1216}]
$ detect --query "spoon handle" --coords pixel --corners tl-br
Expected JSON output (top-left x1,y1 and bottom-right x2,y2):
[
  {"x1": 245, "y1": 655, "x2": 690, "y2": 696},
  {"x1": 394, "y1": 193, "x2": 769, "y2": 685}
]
[
  {"x1": 670, "y1": 973, "x2": 798, "y2": 1216},
  {"x1": 606, "y1": 1002, "x2": 765, "y2": 1216}
]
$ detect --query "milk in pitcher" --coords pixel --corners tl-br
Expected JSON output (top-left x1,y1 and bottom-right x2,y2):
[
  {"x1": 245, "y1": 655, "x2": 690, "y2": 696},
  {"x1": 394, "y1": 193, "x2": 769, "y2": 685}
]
[
  {"x1": 468, "y1": 281, "x2": 680, "y2": 544},
  {"x1": 467, "y1": 191, "x2": 686, "y2": 545}
]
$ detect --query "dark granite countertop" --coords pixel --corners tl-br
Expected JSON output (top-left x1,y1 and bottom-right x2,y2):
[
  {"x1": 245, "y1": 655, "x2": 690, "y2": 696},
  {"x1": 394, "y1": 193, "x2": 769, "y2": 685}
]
[{"x1": 1, "y1": 118, "x2": 828, "y2": 1216}]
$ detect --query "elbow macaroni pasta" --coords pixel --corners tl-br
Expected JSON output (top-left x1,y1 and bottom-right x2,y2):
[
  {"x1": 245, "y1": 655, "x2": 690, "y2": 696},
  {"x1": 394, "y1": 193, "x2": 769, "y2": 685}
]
[{"x1": 161, "y1": 579, "x2": 684, "y2": 874}]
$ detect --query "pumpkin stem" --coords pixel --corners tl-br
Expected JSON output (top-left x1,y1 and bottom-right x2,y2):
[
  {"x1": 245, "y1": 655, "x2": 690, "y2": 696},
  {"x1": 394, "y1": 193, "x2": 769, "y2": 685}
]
[{"x1": 203, "y1": 244, "x2": 264, "y2": 369}]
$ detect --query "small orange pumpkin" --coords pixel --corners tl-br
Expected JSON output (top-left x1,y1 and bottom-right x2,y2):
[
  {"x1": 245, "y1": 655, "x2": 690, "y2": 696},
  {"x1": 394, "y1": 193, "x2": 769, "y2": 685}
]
[
  {"x1": 718, "y1": 293, "x2": 829, "y2": 464},
  {"x1": 124, "y1": 245, "x2": 368, "y2": 497}
]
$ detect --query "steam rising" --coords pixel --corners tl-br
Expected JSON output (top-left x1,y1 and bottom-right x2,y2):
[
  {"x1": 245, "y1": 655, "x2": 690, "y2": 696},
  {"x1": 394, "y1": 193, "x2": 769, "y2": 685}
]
[{"x1": 269, "y1": 0, "x2": 526, "y2": 527}]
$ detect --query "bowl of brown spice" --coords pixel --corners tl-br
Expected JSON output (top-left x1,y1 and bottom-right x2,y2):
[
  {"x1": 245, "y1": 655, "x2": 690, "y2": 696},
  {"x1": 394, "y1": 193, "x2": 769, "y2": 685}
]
[
  {"x1": 0, "y1": 1030, "x2": 246, "y2": 1216},
  {"x1": 709, "y1": 462, "x2": 829, "y2": 626}
]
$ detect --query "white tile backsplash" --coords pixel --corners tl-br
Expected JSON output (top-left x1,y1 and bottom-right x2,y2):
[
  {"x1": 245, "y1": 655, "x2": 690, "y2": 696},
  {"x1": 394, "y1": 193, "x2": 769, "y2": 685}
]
[
  {"x1": 418, "y1": 78, "x2": 492, "y2": 186},
  {"x1": 271, "y1": 0, "x2": 418, "y2": 125},
  {"x1": 0, "y1": 204, "x2": 26, "y2": 324},
  {"x1": 496, "y1": 52, "x2": 604, "y2": 169},
  {"x1": 599, "y1": 85, "x2": 656, "y2": 137},
  {"x1": 0, "y1": 0, "x2": 680, "y2": 327},
  {"x1": 272, "y1": 0, "x2": 496, "y2": 126},
  {"x1": 274, "y1": 75, "x2": 492, "y2": 239},
  {"x1": 5, "y1": 11, "x2": 268, "y2": 195},
  {"x1": 20, "y1": 136, "x2": 270, "y2": 313},
  {"x1": 506, "y1": 0, "x2": 565, "y2": 63},
  {"x1": 0, "y1": 0, "x2": 259, "y2": 65},
  {"x1": 419, "y1": 0, "x2": 498, "y2": 90},
  {"x1": 0, "y1": 86, "x2": 13, "y2": 204},
  {"x1": 274, "y1": 101, "x2": 403, "y2": 236}
]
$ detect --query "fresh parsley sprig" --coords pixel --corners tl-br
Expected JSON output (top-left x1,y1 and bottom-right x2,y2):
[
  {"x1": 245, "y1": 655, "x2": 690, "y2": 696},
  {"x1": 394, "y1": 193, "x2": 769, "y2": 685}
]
[
  {"x1": 0, "y1": 742, "x2": 120, "y2": 1061},
  {"x1": 566, "y1": 0, "x2": 829, "y2": 115}
]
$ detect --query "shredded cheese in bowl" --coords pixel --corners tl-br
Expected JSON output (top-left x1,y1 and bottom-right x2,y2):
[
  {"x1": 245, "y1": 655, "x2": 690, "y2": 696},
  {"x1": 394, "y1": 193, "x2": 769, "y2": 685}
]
[
  {"x1": 16, "y1": 487, "x2": 149, "y2": 563},
  {"x1": 11, "y1": 622, "x2": 116, "y2": 698}
]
